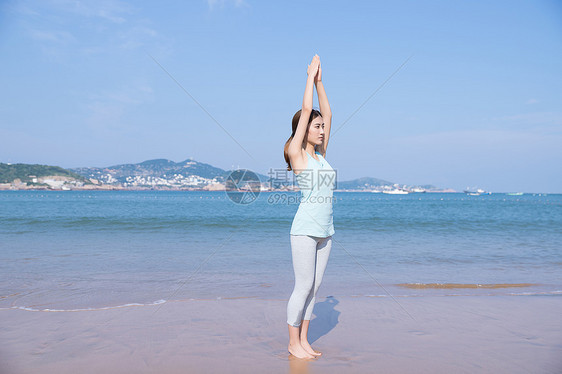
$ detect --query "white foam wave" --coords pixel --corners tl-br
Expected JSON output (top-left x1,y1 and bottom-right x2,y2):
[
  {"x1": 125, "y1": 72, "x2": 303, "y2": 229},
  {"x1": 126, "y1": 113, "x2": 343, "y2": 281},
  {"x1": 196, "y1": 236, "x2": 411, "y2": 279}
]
[{"x1": 0, "y1": 299, "x2": 167, "y2": 312}]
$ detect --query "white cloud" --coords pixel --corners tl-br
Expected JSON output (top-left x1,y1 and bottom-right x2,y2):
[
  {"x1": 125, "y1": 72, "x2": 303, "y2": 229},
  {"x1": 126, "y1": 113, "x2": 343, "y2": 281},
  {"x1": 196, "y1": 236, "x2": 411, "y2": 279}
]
[
  {"x1": 28, "y1": 29, "x2": 75, "y2": 44},
  {"x1": 50, "y1": 0, "x2": 134, "y2": 23},
  {"x1": 207, "y1": 0, "x2": 249, "y2": 11},
  {"x1": 85, "y1": 84, "x2": 154, "y2": 135},
  {"x1": 91, "y1": 84, "x2": 154, "y2": 104},
  {"x1": 396, "y1": 128, "x2": 551, "y2": 148},
  {"x1": 489, "y1": 112, "x2": 562, "y2": 129},
  {"x1": 390, "y1": 128, "x2": 562, "y2": 171},
  {"x1": 21, "y1": 0, "x2": 164, "y2": 57},
  {"x1": 10, "y1": 3, "x2": 40, "y2": 16},
  {"x1": 118, "y1": 25, "x2": 159, "y2": 49}
]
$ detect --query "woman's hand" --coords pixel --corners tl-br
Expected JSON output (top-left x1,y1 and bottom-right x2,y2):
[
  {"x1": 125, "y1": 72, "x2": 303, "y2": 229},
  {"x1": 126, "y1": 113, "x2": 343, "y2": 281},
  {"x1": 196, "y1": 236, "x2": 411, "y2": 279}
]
[
  {"x1": 307, "y1": 54, "x2": 320, "y2": 79},
  {"x1": 315, "y1": 57, "x2": 322, "y2": 84}
]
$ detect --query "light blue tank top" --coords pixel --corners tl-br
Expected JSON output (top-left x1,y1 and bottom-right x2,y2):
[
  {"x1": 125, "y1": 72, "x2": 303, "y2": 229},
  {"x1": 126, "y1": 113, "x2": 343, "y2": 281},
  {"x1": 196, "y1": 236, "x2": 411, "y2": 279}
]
[{"x1": 290, "y1": 151, "x2": 336, "y2": 238}]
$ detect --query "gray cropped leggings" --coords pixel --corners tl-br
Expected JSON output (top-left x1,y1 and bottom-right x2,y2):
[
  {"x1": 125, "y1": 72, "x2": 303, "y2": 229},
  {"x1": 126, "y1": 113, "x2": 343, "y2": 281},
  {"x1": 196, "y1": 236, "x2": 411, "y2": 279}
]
[{"x1": 287, "y1": 234, "x2": 333, "y2": 327}]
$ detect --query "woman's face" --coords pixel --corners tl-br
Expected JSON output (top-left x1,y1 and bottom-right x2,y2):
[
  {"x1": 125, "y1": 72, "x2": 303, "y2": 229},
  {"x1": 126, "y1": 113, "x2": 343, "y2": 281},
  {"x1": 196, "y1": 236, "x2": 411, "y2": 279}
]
[{"x1": 307, "y1": 116, "x2": 324, "y2": 146}]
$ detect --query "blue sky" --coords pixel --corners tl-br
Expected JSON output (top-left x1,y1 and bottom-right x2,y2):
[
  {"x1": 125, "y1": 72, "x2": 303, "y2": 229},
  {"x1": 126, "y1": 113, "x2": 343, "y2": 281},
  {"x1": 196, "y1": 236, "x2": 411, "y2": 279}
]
[{"x1": 1, "y1": 0, "x2": 561, "y2": 192}]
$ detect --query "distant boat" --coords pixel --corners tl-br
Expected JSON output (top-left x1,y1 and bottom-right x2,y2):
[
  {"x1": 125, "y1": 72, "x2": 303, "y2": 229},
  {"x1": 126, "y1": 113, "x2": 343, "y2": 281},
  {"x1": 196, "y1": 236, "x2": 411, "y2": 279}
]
[
  {"x1": 464, "y1": 188, "x2": 491, "y2": 196},
  {"x1": 383, "y1": 189, "x2": 408, "y2": 195},
  {"x1": 507, "y1": 192, "x2": 523, "y2": 196}
]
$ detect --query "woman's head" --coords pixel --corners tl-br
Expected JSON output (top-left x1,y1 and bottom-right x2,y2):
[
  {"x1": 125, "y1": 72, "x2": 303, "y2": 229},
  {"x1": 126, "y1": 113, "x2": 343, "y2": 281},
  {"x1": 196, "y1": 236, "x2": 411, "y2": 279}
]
[{"x1": 283, "y1": 109, "x2": 323, "y2": 171}]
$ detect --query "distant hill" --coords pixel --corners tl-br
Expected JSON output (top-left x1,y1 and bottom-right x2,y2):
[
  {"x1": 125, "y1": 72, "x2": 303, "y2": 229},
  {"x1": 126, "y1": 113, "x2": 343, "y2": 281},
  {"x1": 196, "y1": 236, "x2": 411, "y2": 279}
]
[
  {"x1": 0, "y1": 163, "x2": 89, "y2": 184},
  {"x1": 70, "y1": 158, "x2": 231, "y2": 184},
  {"x1": 1, "y1": 159, "x2": 444, "y2": 191},
  {"x1": 336, "y1": 176, "x2": 394, "y2": 190},
  {"x1": 335, "y1": 177, "x2": 438, "y2": 191}
]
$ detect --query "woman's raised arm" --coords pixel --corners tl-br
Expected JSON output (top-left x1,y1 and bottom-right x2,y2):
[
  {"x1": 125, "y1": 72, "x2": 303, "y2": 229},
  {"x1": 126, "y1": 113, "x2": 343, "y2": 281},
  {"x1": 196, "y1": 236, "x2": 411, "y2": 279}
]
[
  {"x1": 315, "y1": 59, "x2": 332, "y2": 157},
  {"x1": 287, "y1": 55, "x2": 320, "y2": 158}
]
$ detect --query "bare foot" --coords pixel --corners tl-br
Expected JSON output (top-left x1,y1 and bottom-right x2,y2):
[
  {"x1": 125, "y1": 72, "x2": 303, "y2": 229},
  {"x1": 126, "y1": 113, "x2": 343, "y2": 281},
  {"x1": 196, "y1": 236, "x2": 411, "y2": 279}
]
[
  {"x1": 300, "y1": 339, "x2": 322, "y2": 356},
  {"x1": 288, "y1": 342, "x2": 315, "y2": 359}
]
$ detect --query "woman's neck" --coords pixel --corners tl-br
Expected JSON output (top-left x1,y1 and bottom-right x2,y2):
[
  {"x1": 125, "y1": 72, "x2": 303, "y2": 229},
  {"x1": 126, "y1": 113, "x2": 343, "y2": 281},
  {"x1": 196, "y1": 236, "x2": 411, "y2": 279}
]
[{"x1": 304, "y1": 143, "x2": 316, "y2": 157}]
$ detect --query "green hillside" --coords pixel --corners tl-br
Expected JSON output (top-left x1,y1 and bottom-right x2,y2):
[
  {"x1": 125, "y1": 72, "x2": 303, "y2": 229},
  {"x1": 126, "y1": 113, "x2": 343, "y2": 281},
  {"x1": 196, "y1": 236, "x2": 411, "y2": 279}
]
[{"x1": 0, "y1": 163, "x2": 88, "y2": 183}]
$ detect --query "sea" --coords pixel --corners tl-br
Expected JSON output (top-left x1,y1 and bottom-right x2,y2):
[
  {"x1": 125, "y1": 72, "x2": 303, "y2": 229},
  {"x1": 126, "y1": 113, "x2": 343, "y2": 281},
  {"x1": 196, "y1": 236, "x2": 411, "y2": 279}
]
[{"x1": 1, "y1": 190, "x2": 561, "y2": 312}]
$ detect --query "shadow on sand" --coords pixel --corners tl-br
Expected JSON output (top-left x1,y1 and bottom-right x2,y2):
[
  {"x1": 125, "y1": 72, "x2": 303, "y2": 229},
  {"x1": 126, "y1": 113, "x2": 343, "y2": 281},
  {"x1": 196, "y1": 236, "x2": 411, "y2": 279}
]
[{"x1": 307, "y1": 296, "x2": 340, "y2": 344}]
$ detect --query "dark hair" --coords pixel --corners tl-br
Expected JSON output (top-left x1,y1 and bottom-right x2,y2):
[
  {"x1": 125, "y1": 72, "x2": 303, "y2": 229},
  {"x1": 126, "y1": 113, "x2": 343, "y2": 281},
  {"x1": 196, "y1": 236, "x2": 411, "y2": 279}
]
[{"x1": 283, "y1": 109, "x2": 322, "y2": 171}]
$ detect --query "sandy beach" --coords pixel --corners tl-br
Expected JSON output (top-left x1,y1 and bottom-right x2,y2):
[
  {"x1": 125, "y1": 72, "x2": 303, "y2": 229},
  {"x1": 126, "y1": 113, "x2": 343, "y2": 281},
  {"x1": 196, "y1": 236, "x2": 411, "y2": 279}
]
[
  {"x1": 2, "y1": 192, "x2": 561, "y2": 373},
  {"x1": 1, "y1": 294, "x2": 561, "y2": 374}
]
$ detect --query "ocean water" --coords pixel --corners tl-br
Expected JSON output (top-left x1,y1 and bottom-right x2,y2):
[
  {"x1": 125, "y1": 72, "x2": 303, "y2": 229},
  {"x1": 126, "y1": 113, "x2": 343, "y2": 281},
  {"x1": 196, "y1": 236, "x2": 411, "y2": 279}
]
[{"x1": 0, "y1": 191, "x2": 561, "y2": 311}]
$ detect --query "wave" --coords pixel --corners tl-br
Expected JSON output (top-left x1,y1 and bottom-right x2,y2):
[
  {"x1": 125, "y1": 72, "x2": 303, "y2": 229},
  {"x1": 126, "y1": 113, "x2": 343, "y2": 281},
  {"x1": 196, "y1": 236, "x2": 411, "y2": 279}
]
[
  {"x1": 396, "y1": 283, "x2": 537, "y2": 289},
  {"x1": 0, "y1": 299, "x2": 167, "y2": 312},
  {"x1": 3, "y1": 290, "x2": 562, "y2": 313}
]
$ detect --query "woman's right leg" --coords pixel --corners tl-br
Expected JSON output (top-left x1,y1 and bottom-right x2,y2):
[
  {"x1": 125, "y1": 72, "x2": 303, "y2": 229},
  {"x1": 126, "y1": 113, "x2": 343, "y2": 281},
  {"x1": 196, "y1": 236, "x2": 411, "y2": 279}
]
[
  {"x1": 302, "y1": 235, "x2": 332, "y2": 322},
  {"x1": 287, "y1": 235, "x2": 318, "y2": 359},
  {"x1": 287, "y1": 234, "x2": 318, "y2": 326},
  {"x1": 299, "y1": 235, "x2": 332, "y2": 357}
]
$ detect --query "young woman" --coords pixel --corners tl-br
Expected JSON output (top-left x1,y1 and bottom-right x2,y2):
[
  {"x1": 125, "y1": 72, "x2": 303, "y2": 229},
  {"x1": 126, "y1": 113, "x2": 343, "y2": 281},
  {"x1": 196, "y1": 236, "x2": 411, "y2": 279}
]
[{"x1": 283, "y1": 54, "x2": 336, "y2": 359}]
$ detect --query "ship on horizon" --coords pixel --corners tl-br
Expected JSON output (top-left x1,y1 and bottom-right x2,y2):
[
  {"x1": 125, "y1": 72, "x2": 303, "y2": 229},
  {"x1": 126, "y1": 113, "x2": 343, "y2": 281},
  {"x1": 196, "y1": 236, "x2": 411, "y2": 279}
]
[{"x1": 463, "y1": 187, "x2": 492, "y2": 196}]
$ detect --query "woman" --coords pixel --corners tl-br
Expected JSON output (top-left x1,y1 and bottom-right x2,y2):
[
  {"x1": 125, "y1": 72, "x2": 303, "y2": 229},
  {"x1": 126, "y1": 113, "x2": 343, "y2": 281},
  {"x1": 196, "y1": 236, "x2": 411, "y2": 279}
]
[{"x1": 283, "y1": 54, "x2": 336, "y2": 359}]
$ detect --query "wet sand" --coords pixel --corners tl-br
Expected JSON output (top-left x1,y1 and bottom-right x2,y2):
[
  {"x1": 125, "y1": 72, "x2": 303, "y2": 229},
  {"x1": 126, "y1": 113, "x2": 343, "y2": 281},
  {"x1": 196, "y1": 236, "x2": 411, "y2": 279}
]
[{"x1": 1, "y1": 295, "x2": 561, "y2": 374}]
